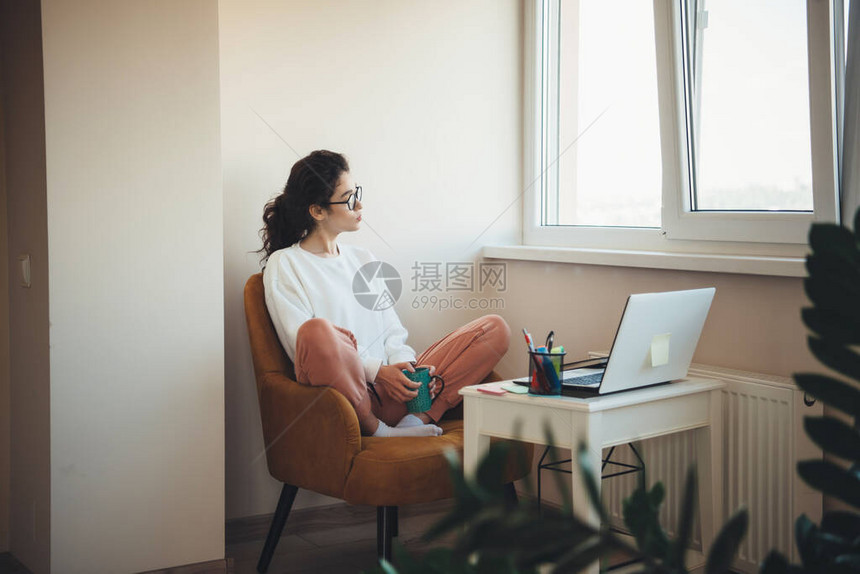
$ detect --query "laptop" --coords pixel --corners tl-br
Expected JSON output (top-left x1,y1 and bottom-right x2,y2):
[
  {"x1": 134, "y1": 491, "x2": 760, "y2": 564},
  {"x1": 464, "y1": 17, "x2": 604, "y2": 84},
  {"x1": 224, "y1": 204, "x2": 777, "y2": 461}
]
[{"x1": 515, "y1": 287, "x2": 715, "y2": 395}]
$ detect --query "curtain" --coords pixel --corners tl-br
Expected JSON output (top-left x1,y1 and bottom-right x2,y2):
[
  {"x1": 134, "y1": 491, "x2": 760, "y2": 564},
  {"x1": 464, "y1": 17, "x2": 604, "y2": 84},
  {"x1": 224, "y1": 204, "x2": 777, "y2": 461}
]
[{"x1": 842, "y1": 0, "x2": 860, "y2": 227}]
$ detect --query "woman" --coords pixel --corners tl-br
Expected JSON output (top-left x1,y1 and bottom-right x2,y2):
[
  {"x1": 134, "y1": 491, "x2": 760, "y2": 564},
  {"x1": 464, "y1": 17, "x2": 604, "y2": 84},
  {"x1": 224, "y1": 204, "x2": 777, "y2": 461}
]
[{"x1": 261, "y1": 150, "x2": 510, "y2": 437}]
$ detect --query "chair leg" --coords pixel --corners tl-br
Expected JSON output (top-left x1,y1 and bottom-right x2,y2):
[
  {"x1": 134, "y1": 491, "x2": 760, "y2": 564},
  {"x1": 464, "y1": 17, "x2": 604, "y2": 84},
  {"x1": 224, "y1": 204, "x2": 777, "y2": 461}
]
[
  {"x1": 377, "y1": 506, "x2": 398, "y2": 562},
  {"x1": 257, "y1": 483, "x2": 299, "y2": 574},
  {"x1": 503, "y1": 481, "x2": 519, "y2": 508}
]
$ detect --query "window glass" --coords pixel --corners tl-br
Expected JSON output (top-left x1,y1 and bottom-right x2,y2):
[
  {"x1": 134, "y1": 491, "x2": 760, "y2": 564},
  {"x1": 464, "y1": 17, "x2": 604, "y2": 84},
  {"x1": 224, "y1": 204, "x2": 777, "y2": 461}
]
[
  {"x1": 687, "y1": 0, "x2": 813, "y2": 211},
  {"x1": 549, "y1": 0, "x2": 662, "y2": 227}
]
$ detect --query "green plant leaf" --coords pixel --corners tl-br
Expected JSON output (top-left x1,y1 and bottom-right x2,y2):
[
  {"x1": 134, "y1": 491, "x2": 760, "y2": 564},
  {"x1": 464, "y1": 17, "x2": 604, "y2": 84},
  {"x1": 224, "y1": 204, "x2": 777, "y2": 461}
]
[
  {"x1": 801, "y1": 308, "x2": 860, "y2": 346},
  {"x1": 794, "y1": 373, "x2": 860, "y2": 418},
  {"x1": 854, "y1": 209, "x2": 860, "y2": 240},
  {"x1": 835, "y1": 554, "x2": 860, "y2": 569},
  {"x1": 442, "y1": 448, "x2": 470, "y2": 502},
  {"x1": 804, "y1": 269, "x2": 860, "y2": 311},
  {"x1": 808, "y1": 224, "x2": 860, "y2": 268},
  {"x1": 423, "y1": 448, "x2": 495, "y2": 542},
  {"x1": 760, "y1": 550, "x2": 790, "y2": 574},
  {"x1": 577, "y1": 444, "x2": 608, "y2": 524},
  {"x1": 476, "y1": 441, "x2": 512, "y2": 498},
  {"x1": 804, "y1": 416, "x2": 860, "y2": 462},
  {"x1": 517, "y1": 529, "x2": 595, "y2": 569},
  {"x1": 668, "y1": 466, "x2": 697, "y2": 569},
  {"x1": 551, "y1": 537, "x2": 604, "y2": 574},
  {"x1": 797, "y1": 460, "x2": 860, "y2": 509},
  {"x1": 622, "y1": 477, "x2": 669, "y2": 559},
  {"x1": 795, "y1": 514, "x2": 819, "y2": 566},
  {"x1": 805, "y1": 251, "x2": 860, "y2": 289},
  {"x1": 649, "y1": 481, "x2": 665, "y2": 507},
  {"x1": 478, "y1": 556, "x2": 522, "y2": 574},
  {"x1": 803, "y1": 280, "x2": 860, "y2": 331},
  {"x1": 821, "y1": 511, "x2": 860, "y2": 539},
  {"x1": 419, "y1": 547, "x2": 479, "y2": 574},
  {"x1": 805, "y1": 245, "x2": 860, "y2": 284},
  {"x1": 704, "y1": 508, "x2": 748, "y2": 574},
  {"x1": 377, "y1": 557, "x2": 399, "y2": 574},
  {"x1": 807, "y1": 336, "x2": 860, "y2": 385}
]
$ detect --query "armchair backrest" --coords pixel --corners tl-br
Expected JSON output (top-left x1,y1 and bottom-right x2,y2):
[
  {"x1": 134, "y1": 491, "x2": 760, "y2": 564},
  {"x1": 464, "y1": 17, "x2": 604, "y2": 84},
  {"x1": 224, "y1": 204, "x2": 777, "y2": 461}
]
[
  {"x1": 244, "y1": 273, "x2": 295, "y2": 388},
  {"x1": 244, "y1": 272, "x2": 361, "y2": 494}
]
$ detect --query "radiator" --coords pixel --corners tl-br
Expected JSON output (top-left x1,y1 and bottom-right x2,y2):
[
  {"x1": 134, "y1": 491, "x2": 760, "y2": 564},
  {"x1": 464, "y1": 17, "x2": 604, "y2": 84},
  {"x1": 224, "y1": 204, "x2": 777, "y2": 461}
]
[{"x1": 600, "y1": 364, "x2": 823, "y2": 573}]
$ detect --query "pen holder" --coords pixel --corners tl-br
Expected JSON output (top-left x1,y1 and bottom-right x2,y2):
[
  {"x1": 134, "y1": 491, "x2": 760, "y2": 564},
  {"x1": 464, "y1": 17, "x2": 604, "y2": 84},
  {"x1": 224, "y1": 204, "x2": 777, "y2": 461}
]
[{"x1": 528, "y1": 349, "x2": 566, "y2": 396}]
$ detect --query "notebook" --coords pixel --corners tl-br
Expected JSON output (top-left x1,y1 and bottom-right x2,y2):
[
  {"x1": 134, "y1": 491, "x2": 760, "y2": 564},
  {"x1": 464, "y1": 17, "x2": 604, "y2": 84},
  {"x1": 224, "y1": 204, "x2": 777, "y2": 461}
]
[{"x1": 515, "y1": 287, "x2": 715, "y2": 395}]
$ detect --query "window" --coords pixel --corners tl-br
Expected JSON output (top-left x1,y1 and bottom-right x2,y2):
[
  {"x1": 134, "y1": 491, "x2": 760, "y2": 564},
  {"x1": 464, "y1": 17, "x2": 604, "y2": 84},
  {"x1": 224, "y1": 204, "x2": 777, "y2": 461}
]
[
  {"x1": 545, "y1": 0, "x2": 662, "y2": 229},
  {"x1": 525, "y1": 0, "x2": 845, "y2": 254},
  {"x1": 684, "y1": 0, "x2": 812, "y2": 212}
]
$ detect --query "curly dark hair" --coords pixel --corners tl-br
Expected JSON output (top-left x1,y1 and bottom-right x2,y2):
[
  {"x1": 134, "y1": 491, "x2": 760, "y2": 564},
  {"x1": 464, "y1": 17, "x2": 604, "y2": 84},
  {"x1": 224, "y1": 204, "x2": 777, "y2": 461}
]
[{"x1": 259, "y1": 150, "x2": 350, "y2": 263}]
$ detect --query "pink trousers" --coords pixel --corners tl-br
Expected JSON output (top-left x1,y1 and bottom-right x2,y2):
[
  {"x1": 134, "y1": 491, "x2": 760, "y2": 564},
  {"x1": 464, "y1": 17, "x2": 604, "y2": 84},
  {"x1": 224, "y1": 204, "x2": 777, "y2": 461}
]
[{"x1": 293, "y1": 315, "x2": 511, "y2": 426}]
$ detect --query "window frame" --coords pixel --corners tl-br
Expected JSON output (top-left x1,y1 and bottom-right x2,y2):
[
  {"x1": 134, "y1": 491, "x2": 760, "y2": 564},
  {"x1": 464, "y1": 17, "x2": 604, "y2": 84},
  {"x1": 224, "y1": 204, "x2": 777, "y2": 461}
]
[{"x1": 523, "y1": 0, "x2": 842, "y2": 258}]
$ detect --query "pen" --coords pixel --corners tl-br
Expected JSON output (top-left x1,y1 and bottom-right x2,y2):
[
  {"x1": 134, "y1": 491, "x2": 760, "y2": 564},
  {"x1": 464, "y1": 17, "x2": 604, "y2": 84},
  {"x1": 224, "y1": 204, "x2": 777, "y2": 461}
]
[
  {"x1": 534, "y1": 346, "x2": 558, "y2": 392},
  {"x1": 522, "y1": 328, "x2": 536, "y2": 353},
  {"x1": 523, "y1": 329, "x2": 543, "y2": 390}
]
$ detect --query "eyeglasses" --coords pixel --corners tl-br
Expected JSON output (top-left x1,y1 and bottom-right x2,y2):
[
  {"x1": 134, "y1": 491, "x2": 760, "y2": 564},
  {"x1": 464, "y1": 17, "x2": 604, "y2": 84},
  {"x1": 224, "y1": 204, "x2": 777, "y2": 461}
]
[{"x1": 326, "y1": 186, "x2": 362, "y2": 211}]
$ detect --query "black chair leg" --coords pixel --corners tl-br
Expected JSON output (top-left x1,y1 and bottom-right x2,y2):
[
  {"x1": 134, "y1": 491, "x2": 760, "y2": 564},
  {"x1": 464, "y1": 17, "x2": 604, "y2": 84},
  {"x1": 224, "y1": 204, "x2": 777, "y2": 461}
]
[
  {"x1": 257, "y1": 483, "x2": 299, "y2": 573},
  {"x1": 392, "y1": 506, "x2": 399, "y2": 537},
  {"x1": 503, "y1": 481, "x2": 519, "y2": 508},
  {"x1": 377, "y1": 505, "x2": 398, "y2": 562}
]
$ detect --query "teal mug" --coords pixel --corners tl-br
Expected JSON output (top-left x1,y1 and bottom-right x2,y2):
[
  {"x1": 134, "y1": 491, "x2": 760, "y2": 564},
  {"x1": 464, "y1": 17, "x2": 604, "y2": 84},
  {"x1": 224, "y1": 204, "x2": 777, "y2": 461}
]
[{"x1": 402, "y1": 367, "x2": 445, "y2": 413}]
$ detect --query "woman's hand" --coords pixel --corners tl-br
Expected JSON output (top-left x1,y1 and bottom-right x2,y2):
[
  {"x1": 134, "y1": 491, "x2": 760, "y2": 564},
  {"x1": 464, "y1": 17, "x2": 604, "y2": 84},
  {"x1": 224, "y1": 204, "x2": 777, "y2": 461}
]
[
  {"x1": 375, "y1": 362, "x2": 421, "y2": 403},
  {"x1": 374, "y1": 362, "x2": 440, "y2": 403},
  {"x1": 417, "y1": 364, "x2": 440, "y2": 399}
]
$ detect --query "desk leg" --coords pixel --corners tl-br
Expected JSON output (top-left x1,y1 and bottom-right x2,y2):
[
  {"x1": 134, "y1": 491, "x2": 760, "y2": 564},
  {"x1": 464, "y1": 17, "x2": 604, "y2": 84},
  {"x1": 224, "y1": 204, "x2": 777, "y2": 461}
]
[
  {"x1": 697, "y1": 388, "x2": 724, "y2": 557},
  {"x1": 570, "y1": 413, "x2": 602, "y2": 574},
  {"x1": 463, "y1": 397, "x2": 491, "y2": 478}
]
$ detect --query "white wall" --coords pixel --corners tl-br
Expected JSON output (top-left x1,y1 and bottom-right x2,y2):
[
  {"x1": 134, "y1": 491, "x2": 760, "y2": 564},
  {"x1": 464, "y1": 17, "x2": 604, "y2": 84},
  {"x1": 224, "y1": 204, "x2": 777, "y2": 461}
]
[
  {"x1": 1, "y1": 0, "x2": 51, "y2": 569},
  {"x1": 40, "y1": 1, "x2": 224, "y2": 571},
  {"x1": 220, "y1": 0, "x2": 523, "y2": 518},
  {"x1": 220, "y1": 1, "x2": 823, "y2": 525}
]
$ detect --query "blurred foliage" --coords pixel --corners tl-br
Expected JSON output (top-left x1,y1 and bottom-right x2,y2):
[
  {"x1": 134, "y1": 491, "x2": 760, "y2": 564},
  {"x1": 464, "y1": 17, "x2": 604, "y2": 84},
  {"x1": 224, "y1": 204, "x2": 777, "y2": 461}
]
[
  {"x1": 760, "y1": 210, "x2": 860, "y2": 573},
  {"x1": 364, "y1": 429, "x2": 747, "y2": 574},
  {"x1": 365, "y1": 210, "x2": 860, "y2": 574}
]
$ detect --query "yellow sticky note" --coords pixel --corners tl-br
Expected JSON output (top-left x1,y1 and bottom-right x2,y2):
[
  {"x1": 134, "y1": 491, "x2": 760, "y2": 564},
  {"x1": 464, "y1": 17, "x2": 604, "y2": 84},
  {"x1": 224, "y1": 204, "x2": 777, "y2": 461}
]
[{"x1": 651, "y1": 333, "x2": 671, "y2": 367}]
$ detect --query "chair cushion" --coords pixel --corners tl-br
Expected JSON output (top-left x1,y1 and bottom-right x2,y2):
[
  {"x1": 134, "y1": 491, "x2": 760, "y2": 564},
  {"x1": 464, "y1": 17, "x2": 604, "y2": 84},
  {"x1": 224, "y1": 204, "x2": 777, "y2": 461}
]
[
  {"x1": 342, "y1": 419, "x2": 533, "y2": 506},
  {"x1": 343, "y1": 420, "x2": 465, "y2": 506}
]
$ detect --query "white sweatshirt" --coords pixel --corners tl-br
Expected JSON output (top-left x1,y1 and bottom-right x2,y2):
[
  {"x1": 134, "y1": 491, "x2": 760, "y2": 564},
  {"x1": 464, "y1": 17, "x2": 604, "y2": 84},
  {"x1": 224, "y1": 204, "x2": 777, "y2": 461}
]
[{"x1": 263, "y1": 243, "x2": 416, "y2": 383}]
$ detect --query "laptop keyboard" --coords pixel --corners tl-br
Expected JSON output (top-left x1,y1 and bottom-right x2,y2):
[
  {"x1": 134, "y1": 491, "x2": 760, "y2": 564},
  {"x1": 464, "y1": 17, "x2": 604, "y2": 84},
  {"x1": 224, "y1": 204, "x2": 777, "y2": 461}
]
[
  {"x1": 563, "y1": 372, "x2": 604, "y2": 387},
  {"x1": 512, "y1": 368, "x2": 605, "y2": 388}
]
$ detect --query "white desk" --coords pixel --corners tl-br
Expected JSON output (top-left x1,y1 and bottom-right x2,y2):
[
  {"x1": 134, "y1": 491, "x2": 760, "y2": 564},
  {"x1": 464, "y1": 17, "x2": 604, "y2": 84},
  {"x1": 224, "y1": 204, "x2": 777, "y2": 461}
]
[{"x1": 460, "y1": 378, "x2": 725, "y2": 574}]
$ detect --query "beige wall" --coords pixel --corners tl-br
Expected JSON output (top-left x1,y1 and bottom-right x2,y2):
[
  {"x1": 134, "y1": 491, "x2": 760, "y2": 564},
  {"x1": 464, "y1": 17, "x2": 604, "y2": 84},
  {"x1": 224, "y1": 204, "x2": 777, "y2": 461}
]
[
  {"x1": 1, "y1": 0, "x2": 51, "y2": 570},
  {"x1": 0, "y1": 20, "x2": 10, "y2": 554},
  {"x1": 40, "y1": 0, "x2": 224, "y2": 571},
  {"x1": 220, "y1": 0, "x2": 523, "y2": 518},
  {"x1": 492, "y1": 262, "x2": 814, "y2": 381},
  {"x1": 220, "y1": 0, "x2": 821, "y2": 523},
  {"x1": 502, "y1": 261, "x2": 818, "y2": 512}
]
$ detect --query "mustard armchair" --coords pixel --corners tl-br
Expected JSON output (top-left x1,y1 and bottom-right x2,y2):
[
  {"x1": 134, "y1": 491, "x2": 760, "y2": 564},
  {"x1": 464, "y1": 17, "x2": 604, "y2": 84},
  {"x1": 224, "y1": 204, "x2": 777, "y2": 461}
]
[{"x1": 244, "y1": 273, "x2": 532, "y2": 572}]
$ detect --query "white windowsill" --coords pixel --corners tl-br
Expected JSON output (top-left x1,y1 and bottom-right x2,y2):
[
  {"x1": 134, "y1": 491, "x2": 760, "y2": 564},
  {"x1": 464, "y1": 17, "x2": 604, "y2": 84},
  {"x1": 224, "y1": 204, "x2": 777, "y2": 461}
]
[{"x1": 482, "y1": 245, "x2": 807, "y2": 278}]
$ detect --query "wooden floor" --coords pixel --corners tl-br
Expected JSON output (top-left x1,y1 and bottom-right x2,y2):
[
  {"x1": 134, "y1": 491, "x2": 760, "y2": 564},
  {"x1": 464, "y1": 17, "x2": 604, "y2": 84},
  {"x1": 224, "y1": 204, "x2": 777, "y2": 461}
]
[
  {"x1": 1, "y1": 503, "x2": 639, "y2": 574},
  {"x1": 226, "y1": 502, "x2": 457, "y2": 574}
]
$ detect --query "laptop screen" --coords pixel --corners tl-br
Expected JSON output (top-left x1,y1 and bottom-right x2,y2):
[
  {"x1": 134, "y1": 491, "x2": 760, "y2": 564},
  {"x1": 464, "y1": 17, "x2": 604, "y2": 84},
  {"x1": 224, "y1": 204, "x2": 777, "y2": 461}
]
[{"x1": 595, "y1": 287, "x2": 715, "y2": 394}]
